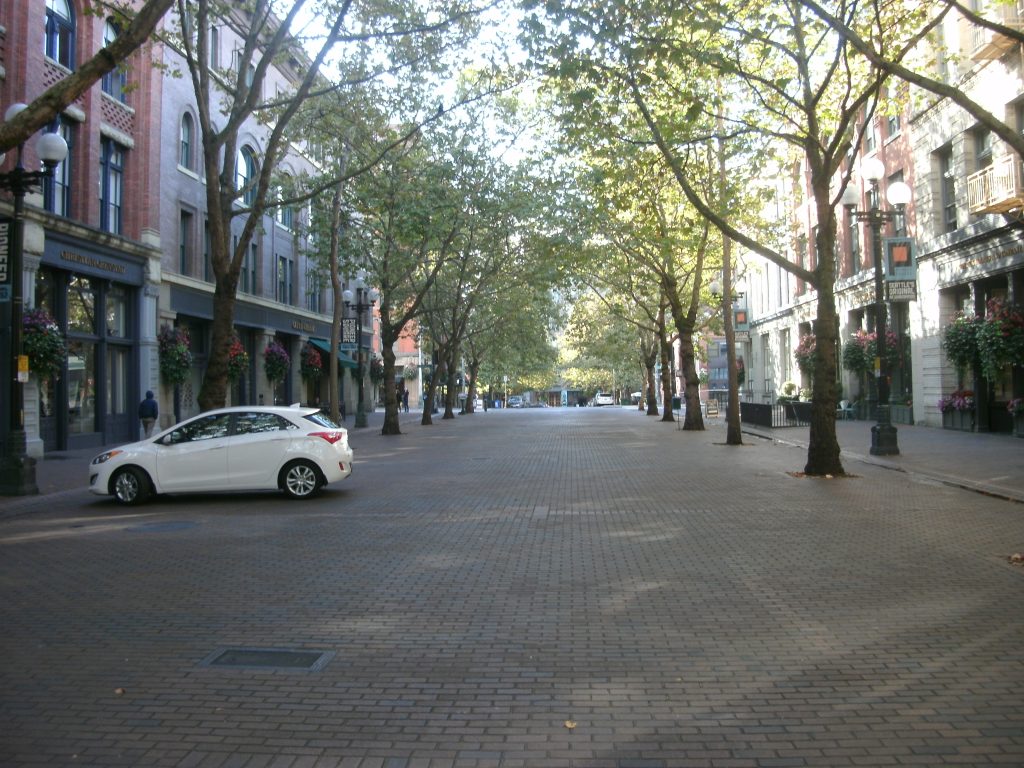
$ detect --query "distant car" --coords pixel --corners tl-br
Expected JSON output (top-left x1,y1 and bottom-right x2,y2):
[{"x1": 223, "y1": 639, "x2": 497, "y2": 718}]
[
  {"x1": 89, "y1": 405, "x2": 354, "y2": 505},
  {"x1": 594, "y1": 392, "x2": 615, "y2": 406},
  {"x1": 507, "y1": 395, "x2": 524, "y2": 408}
]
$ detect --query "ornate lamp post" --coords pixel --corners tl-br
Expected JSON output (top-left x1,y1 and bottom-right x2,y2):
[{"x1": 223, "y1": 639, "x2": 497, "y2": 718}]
[
  {"x1": 844, "y1": 156, "x2": 911, "y2": 457},
  {"x1": 342, "y1": 270, "x2": 377, "y2": 429},
  {"x1": 0, "y1": 104, "x2": 68, "y2": 495}
]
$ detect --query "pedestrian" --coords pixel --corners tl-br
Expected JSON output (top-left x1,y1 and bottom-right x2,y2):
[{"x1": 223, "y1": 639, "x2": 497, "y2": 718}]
[
  {"x1": 139, "y1": 390, "x2": 158, "y2": 438},
  {"x1": 402, "y1": 389, "x2": 409, "y2": 413}
]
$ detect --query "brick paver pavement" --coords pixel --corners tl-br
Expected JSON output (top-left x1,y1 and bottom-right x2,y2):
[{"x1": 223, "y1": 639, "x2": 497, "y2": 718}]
[{"x1": 1, "y1": 408, "x2": 1022, "y2": 767}]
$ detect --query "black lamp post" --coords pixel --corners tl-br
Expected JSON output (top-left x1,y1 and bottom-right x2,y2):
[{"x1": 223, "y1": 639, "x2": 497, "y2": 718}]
[
  {"x1": 0, "y1": 104, "x2": 68, "y2": 496},
  {"x1": 342, "y1": 270, "x2": 377, "y2": 429},
  {"x1": 844, "y1": 156, "x2": 911, "y2": 457}
]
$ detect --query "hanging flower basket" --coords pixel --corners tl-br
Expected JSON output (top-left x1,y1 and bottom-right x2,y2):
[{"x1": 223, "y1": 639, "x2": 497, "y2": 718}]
[
  {"x1": 941, "y1": 311, "x2": 981, "y2": 377},
  {"x1": 227, "y1": 335, "x2": 250, "y2": 382},
  {"x1": 976, "y1": 298, "x2": 1024, "y2": 382},
  {"x1": 841, "y1": 329, "x2": 900, "y2": 374},
  {"x1": 369, "y1": 356, "x2": 384, "y2": 384},
  {"x1": 158, "y1": 325, "x2": 193, "y2": 385},
  {"x1": 22, "y1": 308, "x2": 66, "y2": 379},
  {"x1": 794, "y1": 334, "x2": 816, "y2": 377},
  {"x1": 300, "y1": 344, "x2": 323, "y2": 381},
  {"x1": 263, "y1": 341, "x2": 291, "y2": 383}
]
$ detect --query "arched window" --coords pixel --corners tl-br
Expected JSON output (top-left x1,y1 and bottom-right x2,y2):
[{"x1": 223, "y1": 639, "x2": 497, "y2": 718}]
[
  {"x1": 101, "y1": 20, "x2": 127, "y2": 102},
  {"x1": 45, "y1": 0, "x2": 75, "y2": 69},
  {"x1": 236, "y1": 146, "x2": 258, "y2": 206},
  {"x1": 180, "y1": 113, "x2": 194, "y2": 169}
]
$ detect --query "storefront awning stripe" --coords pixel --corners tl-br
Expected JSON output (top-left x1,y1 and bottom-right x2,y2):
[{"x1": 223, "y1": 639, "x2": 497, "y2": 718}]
[{"x1": 309, "y1": 338, "x2": 359, "y2": 369}]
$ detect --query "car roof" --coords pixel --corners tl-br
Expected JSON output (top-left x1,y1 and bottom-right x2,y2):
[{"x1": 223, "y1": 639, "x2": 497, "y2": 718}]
[{"x1": 195, "y1": 405, "x2": 322, "y2": 417}]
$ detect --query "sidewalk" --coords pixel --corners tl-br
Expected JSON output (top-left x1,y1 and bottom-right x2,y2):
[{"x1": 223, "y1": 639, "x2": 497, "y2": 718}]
[
  {"x1": 3, "y1": 408, "x2": 1022, "y2": 506},
  {"x1": 742, "y1": 416, "x2": 1024, "y2": 503}
]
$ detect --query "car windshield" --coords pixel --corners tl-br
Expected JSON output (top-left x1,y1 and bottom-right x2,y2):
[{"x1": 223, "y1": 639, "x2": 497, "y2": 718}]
[{"x1": 305, "y1": 412, "x2": 341, "y2": 429}]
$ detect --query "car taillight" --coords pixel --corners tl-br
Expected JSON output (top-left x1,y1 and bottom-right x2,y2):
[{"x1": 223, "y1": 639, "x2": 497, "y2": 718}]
[{"x1": 310, "y1": 431, "x2": 344, "y2": 444}]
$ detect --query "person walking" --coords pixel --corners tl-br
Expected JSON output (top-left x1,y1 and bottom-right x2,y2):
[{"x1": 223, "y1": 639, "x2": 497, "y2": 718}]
[
  {"x1": 139, "y1": 390, "x2": 159, "y2": 438},
  {"x1": 402, "y1": 388, "x2": 409, "y2": 413}
]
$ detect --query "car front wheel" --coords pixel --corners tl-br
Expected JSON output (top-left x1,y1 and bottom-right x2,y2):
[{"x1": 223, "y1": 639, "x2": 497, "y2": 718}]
[
  {"x1": 280, "y1": 460, "x2": 322, "y2": 500},
  {"x1": 112, "y1": 467, "x2": 151, "y2": 506}
]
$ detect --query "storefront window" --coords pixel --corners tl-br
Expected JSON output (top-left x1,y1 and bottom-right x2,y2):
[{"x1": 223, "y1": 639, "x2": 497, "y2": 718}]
[
  {"x1": 106, "y1": 285, "x2": 127, "y2": 337},
  {"x1": 67, "y1": 340, "x2": 96, "y2": 434},
  {"x1": 68, "y1": 276, "x2": 96, "y2": 333},
  {"x1": 106, "y1": 346, "x2": 129, "y2": 416}
]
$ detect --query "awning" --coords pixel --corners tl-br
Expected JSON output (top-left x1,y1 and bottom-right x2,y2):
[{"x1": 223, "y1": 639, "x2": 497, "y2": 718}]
[{"x1": 308, "y1": 338, "x2": 359, "y2": 369}]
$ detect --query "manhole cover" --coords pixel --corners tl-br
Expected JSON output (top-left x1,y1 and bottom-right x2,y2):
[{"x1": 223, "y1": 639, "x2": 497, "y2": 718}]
[{"x1": 200, "y1": 647, "x2": 334, "y2": 671}]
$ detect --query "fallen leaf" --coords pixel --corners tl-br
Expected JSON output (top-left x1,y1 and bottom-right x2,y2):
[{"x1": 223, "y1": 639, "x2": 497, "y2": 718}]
[
  {"x1": 564, "y1": 720, "x2": 577, "y2": 730},
  {"x1": 114, "y1": 688, "x2": 126, "y2": 695}
]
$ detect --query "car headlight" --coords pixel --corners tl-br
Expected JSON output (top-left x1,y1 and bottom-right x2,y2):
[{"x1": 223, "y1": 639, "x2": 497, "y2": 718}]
[{"x1": 91, "y1": 450, "x2": 123, "y2": 465}]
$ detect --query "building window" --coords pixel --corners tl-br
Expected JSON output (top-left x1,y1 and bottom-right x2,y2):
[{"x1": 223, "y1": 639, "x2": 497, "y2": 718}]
[
  {"x1": 306, "y1": 271, "x2": 322, "y2": 313},
  {"x1": 101, "y1": 21, "x2": 127, "y2": 101},
  {"x1": 276, "y1": 185, "x2": 294, "y2": 229},
  {"x1": 973, "y1": 128, "x2": 993, "y2": 172},
  {"x1": 886, "y1": 113, "x2": 901, "y2": 139},
  {"x1": 45, "y1": 0, "x2": 75, "y2": 69},
  {"x1": 99, "y1": 138, "x2": 124, "y2": 234},
  {"x1": 209, "y1": 26, "x2": 219, "y2": 69},
  {"x1": 44, "y1": 117, "x2": 72, "y2": 217},
  {"x1": 240, "y1": 238, "x2": 258, "y2": 294},
  {"x1": 845, "y1": 206, "x2": 860, "y2": 275},
  {"x1": 180, "y1": 113, "x2": 194, "y2": 170},
  {"x1": 179, "y1": 210, "x2": 194, "y2": 275},
  {"x1": 277, "y1": 254, "x2": 293, "y2": 305},
  {"x1": 236, "y1": 146, "x2": 258, "y2": 206},
  {"x1": 937, "y1": 147, "x2": 957, "y2": 233},
  {"x1": 863, "y1": 119, "x2": 877, "y2": 154}
]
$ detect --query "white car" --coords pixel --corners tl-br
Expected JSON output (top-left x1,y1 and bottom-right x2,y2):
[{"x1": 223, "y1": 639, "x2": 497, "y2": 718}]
[
  {"x1": 594, "y1": 392, "x2": 615, "y2": 406},
  {"x1": 89, "y1": 405, "x2": 354, "y2": 505}
]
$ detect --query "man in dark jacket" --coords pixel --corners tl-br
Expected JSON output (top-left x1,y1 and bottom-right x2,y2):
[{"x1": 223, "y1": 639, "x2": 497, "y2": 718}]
[{"x1": 139, "y1": 390, "x2": 158, "y2": 438}]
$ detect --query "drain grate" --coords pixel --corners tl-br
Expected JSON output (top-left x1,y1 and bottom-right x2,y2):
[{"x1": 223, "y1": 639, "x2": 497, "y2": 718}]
[{"x1": 200, "y1": 647, "x2": 334, "y2": 671}]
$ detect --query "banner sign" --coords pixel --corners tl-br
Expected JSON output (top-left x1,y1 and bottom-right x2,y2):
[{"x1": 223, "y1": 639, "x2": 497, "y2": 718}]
[
  {"x1": 341, "y1": 318, "x2": 357, "y2": 345},
  {"x1": 884, "y1": 237, "x2": 916, "y2": 280},
  {"x1": 0, "y1": 218, "x2": 11, "y2": 301}
]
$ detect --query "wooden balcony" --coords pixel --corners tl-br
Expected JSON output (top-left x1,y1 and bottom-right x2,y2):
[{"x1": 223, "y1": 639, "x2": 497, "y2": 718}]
[
  {"x1": 966, "y1": 1, "x2": 1024, "y2": 59},
  {"x1": 967, "y1": 155, "x2": 1024, "y2": 215}
]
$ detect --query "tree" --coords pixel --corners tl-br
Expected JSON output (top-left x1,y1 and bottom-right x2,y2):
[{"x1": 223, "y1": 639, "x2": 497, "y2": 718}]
[
  {"x1": 0, "y1": 0, "x2": 175, "y2": 152},
  {"x1": 168, "y1": 0, "x2": 483, "y2": 412},
  {"x1": 523, "y1": 0, "x2": 890, "y2": 475}
]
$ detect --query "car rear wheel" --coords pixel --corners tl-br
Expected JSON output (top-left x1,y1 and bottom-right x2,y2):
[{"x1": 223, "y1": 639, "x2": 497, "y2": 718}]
[
  {"x1": 112, "y1": 467, "x2": 151, "y2": 506},
  {"x1": 280, "y1": 460, "x2": 322, "y2": 500}
]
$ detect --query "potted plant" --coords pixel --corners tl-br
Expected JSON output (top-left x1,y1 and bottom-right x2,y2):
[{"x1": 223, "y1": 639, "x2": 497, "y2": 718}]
[
  {"x1": 227, "y1": 335, "x2": 250, "y2": 382},
  {"x1": 300, "y1": 343, "x2": 323, "y2": 381},
  {"x1": 158, "y1": 324, "x2": 192, "y2": 386},
  {"x1": 1009, "y1": 398, "x2": 1024, "y2": 438},
  {"x1": 263, "y1": 341, "x2": 291, "y2": 383},
  {"x1": 938, "y1": 390, "x2": 975, "y2": 431},
  {"x1": 22, "y1": 308, "x2": 66, "y2": 380}
]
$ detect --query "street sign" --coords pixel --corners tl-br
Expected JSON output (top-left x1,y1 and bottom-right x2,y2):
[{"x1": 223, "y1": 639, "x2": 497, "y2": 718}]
[{"x1": 886, "y1": 280, "x2": 917, "y2": 302}]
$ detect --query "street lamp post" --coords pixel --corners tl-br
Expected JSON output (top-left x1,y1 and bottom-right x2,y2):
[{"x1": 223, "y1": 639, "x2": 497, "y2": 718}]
[
  {"x1": 342, "y1": 271, "x2": 377, "y2": 429},
  {"x1": 844, "y1": 156, "x2": 911, "y2": 457},
  {"x1": 0, "y1": 104, "x2": 68, "y2": 496}
]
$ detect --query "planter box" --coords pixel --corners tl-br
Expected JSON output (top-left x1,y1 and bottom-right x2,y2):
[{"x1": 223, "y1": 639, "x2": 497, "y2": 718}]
[
  {"x1": 890, "y1": 404, "x2": 913, "y2": 425},
  {"x1": 942, "y1": 410, "x2": 974, "y2": 432}
]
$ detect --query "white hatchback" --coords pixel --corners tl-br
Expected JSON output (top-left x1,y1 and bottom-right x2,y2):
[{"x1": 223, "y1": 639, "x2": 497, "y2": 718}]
[
  {"x1": 89, "y1": 405, "x2": 354, "y2": 505},
  {"x1": 594, "y1": 392, "x2": 615, "y2": 406}
]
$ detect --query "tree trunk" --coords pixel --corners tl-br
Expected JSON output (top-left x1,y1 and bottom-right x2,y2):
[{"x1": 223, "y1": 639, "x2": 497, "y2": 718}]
[
  {"x1": 381, "y1": 332, "x2": 401, "y2": 435},
  {"x1": 198, "y1": 275, "x2": 238, "y2": 412},
  {"x1": 443, "y1": 345, "x2": 459, "y2": 419},
  {"x1": 804, "y1": 191, "x2": 844, "y2": 476},
  {"x1": 675, "y1": 319, "x2": 704, "y2": 430},
  {"x1": 659, "y1": 329, "x2": 674, "y2": 422}
]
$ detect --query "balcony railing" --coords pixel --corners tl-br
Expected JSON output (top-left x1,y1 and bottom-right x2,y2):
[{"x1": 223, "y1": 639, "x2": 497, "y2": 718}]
[
  {"x1": 967, "y1": 155, "x2": 1024, "y2": 215},
  {"x1": 967, "y1": 1, "x2": 1024, "y2": 59}
]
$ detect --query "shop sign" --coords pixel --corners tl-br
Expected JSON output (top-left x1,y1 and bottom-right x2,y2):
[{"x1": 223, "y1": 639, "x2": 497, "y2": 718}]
[
  {"x1": 884, "y1": 237, "x2": 915, "y2": 280},
  {"x1": 886, "y1": 280, "x2": 917, "y2": 302}
]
